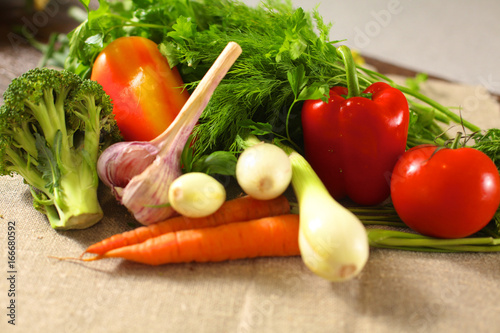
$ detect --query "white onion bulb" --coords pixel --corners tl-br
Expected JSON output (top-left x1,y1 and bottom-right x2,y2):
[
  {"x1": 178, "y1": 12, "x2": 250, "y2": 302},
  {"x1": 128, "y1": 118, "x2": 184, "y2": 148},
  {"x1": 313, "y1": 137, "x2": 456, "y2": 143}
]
[
  {"x1": 168, "y1": 172, "x2": 226, "y2": 218},
  {"x1": 236, "y1": 142, "x2": 292, "y2": 200}
]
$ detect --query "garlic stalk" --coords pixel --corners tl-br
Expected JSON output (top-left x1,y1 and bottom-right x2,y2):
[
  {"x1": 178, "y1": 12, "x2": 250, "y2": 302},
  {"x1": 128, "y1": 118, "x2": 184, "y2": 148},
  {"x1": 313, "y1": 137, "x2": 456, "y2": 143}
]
[{"x1": 97, "y1": 42, "x2": 242, "y2": 224}]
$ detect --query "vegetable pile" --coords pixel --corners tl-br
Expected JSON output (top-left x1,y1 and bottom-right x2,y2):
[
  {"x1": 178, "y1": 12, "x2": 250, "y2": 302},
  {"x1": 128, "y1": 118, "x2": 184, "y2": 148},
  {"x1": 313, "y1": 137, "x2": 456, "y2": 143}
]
[{"x1": 3, "y1": 0, "x2": 500, "y2": 281}]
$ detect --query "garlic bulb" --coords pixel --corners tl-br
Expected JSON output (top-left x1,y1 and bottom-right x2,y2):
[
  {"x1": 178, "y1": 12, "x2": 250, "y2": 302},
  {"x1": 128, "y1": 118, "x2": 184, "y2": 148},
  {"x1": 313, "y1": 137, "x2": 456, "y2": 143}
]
[{"x1": 97, "y1": 141, "x2": 159, "y2": 200}]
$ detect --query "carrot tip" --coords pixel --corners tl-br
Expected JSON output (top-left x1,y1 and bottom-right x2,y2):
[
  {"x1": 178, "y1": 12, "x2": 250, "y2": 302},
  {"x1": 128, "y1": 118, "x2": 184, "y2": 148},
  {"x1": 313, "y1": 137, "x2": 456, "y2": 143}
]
[
  {"x1": 81, "y1": 255, "x2": 104, "y2": 262},
  {"x1": 48, "y1": 254, "x2": 104, "y2": 262},
  {"x1": 47, "y1": 255, "x2": 83, "y2": 261}
]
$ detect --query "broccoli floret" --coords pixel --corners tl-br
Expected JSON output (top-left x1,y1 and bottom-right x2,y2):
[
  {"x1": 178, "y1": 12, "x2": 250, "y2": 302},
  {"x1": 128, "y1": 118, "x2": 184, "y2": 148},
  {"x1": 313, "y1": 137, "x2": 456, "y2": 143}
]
[{"x1": 0, "y1": 67, "x2": 121, "y2": 230}]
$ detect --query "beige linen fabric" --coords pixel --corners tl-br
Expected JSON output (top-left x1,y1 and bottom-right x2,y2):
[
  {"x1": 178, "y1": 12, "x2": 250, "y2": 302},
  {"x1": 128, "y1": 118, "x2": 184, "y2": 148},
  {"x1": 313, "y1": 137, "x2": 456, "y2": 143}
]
[{"x1": 1, "y1": 44, "x2": 500, "y2": 333}]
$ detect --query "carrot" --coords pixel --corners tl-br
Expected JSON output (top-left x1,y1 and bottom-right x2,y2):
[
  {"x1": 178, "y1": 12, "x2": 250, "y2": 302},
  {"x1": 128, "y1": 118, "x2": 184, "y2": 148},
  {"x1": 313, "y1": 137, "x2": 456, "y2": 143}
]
[
  {"x1": 84, "y1": 214, "x2": 300, "y2": 265},
  {"x1": 85, "y1": 195, "x2": 290, "y2": 255}
]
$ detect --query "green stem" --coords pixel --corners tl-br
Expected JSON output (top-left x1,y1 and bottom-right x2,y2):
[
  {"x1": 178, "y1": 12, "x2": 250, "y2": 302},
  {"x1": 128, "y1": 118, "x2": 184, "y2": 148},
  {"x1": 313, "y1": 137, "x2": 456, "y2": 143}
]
[
  {"x1": 367, "y1": 228, "x2": 500, "y2": 252},
  {"x1": 347, "y1": 207, "x2": 397, "y2": 214},
  {"x1": 375, "y1": 237, "x2": 495, "y2": 247},
  {"x1": 432, "y1": 245, "x2": 500, "y2": 252},
  {"x1": 110, "y1": 13, "x2": 168, "y2": 30},
  {"x1": 406, "y1": 136, "x2": 445, "y2": 147},
  {"x1": 100, "y1": 15, "x2": 169, "y2": 42},
  {"x1": 396, "y1": 85, "x2": 481, "y2": 132},
  {"x1": 336, "y1": 46, "x2": 361, "y2": 98},
  {"x1": 357, "y1": 65, "x2": 393, "y2": 84},
  {"x1": 356, "y1": 215, "x2": 402, "y2": 222},
  {"x1": 358, "y1": 65, "x2": 481, "y2": 133},
  {"x1": 410, "y1": 102, "x2": 451, "y2": 124},
  {"x1": 450, "y1": 131, "x2": 463, "y2": 149},
  {"x1": 362, "y1": 221, "x2": 407, "y2": 227},
  {"x1": 429, "y1": 122, "x2": 451, "y2": 141},
  {"x1": 369, "y1": 244, "x2": 459, "y2": 253},
  {"x1": 282, "y1": 99, "x2": 304, "y2": 153},
  {"x1": 242, "y1": 134, "x2": 262, "y2": 148},
  {"x1": 285, "y1": 100, "x2": 296, "y2": 147}
]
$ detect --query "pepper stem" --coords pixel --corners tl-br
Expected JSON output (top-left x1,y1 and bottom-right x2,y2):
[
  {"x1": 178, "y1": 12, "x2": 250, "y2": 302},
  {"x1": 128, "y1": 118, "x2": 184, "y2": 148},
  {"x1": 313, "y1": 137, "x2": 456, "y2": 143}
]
[{"x1": 336, "y1": 45, "x2": 361, "y2": 98}]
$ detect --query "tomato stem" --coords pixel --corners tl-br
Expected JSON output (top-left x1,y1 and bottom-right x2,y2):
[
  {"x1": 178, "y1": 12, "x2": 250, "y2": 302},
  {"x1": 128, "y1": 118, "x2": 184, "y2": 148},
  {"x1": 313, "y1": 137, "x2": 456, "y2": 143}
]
[{"x1": 450, "y1": 131, "x2": 463, "y2": 149}]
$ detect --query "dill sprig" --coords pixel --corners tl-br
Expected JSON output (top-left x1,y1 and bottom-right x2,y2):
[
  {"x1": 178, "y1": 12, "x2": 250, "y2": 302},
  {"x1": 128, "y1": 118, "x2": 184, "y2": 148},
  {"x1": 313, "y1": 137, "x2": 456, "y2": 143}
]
[{"x1": 473, "y1": 129, "x2": 500, "y2": 169}]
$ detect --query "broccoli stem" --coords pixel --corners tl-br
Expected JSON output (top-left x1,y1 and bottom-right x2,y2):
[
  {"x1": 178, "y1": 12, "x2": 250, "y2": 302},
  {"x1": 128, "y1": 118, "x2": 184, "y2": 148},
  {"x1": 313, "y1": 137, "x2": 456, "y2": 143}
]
[
  {"x1": 49, "y1": 133, "x2": 102, "y2": 230},
  {"x1": 12, "y1": 124, "x2": 38, "y2": 157},
  {"x1": 28, "y1": 88, "x2": 104, "y2": 229},
  {"x1": 50, "y1": 172, "x2": 103, "y2": 230},
  {"x1": 5, "y1": 147, "x2": 47, "y2": 192},
  {"x1": 75, "y1": 95, "x2": 101, "y2": 162}
]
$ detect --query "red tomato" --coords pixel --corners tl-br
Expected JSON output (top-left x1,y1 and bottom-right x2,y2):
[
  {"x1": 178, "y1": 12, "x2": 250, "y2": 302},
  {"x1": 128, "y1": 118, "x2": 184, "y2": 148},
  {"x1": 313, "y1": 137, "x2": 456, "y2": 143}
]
[
  {"x1": 91, "y1": 36, "x2": 190, "y2": 141},
  {"x1": 390, "y1": 145, "x2": 500, "y2": 238}
]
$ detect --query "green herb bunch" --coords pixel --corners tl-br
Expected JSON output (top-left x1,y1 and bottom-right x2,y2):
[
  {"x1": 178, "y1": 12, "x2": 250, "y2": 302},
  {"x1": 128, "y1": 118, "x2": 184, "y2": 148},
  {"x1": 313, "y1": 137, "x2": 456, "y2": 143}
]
[
  {"x1": 63, "y1": 0, "x2": 488, "y2": 158},
  {"x1": 66, "y1": 0, "x2": 349, "y2": 154},
  {"x1": 162, "y1": 1, "x2": 349, "y2": 155}
]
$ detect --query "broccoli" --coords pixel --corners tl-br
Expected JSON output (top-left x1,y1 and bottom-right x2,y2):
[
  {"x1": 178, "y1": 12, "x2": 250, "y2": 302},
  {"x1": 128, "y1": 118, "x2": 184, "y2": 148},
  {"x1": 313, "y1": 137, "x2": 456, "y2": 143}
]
[{"x1": 0, "y1": 67, "x2": 121, "y2": 230}]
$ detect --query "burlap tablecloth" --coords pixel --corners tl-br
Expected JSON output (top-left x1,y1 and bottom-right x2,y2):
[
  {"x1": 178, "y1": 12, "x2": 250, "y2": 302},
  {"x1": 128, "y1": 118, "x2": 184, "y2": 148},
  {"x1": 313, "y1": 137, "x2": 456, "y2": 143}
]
[{"x1": 1, "y1": 40, "x2": 500, "y2": 333}]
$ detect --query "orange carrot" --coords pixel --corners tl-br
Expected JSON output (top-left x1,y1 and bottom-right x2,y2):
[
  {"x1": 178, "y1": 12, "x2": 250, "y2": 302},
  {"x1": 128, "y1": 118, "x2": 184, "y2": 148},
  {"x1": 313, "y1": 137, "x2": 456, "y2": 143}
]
[
  {"x1": 85, "y1": 195, "x2": 290, "y2": 255},
  {"x1": 85, "y1": 214, "x2": 300, "y2": 265}
]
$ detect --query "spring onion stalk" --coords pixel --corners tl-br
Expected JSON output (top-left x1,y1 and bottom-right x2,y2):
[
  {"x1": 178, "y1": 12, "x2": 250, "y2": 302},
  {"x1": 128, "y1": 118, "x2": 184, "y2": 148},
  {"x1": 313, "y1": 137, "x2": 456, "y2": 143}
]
[
  {"x1": 368, "y1": 229, "x2": 500, "y2": 252},
  {"x1": 283, "y1": 146, "x2": 369, "y2": 282}
]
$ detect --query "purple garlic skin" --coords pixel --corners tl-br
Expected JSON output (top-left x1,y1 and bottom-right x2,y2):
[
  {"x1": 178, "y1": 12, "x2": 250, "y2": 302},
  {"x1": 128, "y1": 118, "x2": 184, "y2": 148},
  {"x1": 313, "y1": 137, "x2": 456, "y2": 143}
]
[
  {"x1": 121, "y1": 152, "x2": 182, "y2": 225},
  {"x1": 97, "y1": 141, "x2": 159, "y2": 200},
  {"x1": 120, "y1": 125, "x2": 189, "y2": 225}
]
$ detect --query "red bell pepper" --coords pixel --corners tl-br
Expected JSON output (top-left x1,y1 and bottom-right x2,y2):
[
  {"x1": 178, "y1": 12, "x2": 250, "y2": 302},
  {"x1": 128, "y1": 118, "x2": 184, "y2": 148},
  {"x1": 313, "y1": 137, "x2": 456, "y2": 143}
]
[
  {"x1": 91, "y1": 36, "x2": 190, "y2": 141},
  {"x1": 301, "y1": 46, "x2": 409, "y2": 205}
]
